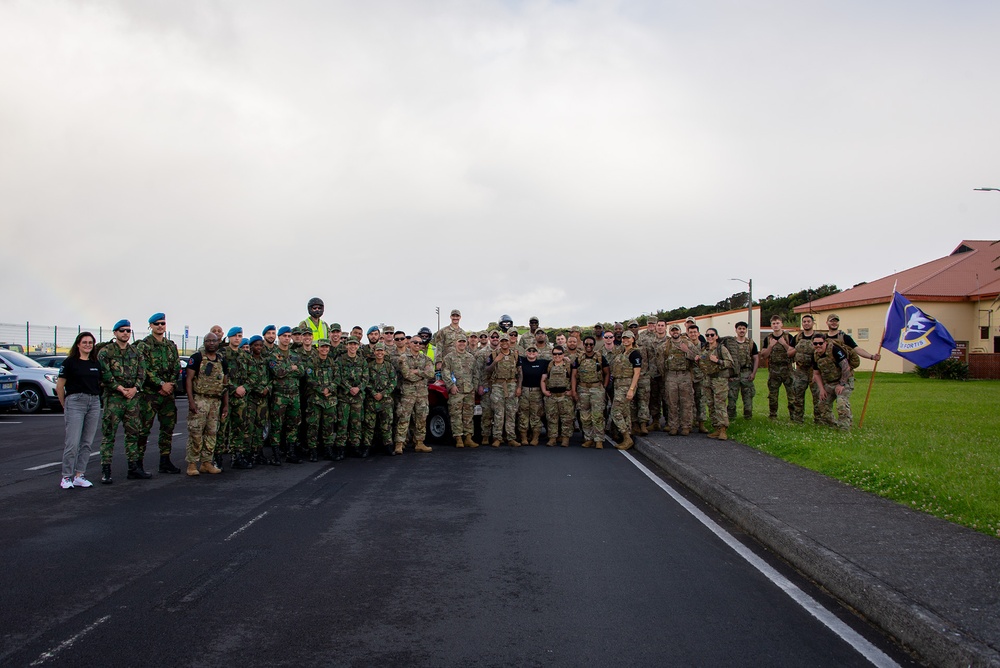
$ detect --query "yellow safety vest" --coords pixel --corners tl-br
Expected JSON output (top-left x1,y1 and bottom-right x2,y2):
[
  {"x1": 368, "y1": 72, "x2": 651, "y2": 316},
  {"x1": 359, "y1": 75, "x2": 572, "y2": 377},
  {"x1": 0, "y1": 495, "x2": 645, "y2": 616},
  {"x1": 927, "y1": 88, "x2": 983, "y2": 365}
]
[{"x1": 303, "y1": 318, "x2": 328, "y2": 342}]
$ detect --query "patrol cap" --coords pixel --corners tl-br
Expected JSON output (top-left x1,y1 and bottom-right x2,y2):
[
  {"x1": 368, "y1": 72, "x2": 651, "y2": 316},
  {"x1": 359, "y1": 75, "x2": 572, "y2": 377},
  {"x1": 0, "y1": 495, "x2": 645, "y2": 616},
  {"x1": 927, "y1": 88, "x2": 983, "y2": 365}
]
[
  {"x1": 628, "y1": 320, "x2": 639, "y2": 327},
  {"x1": 529, "y1": 316, "x2": 539, "y2": 323},
  {"x1": 227, "y1": 326, "x2": 243, "y2": 338},
  {"x1": 113, "y1": 319, "x2": 131, "y2": 331},
  {"x1": 278, "y1": 326, "x2": 292, "y2": 336},
  {"x1": 330, "y1": 323, "x2": 342, "y2": 332},
  {"x1": 316, "y1": 338, "x2": 331, "y2": 347},
  {"x1": 148, "y1": 313, "x2": 165, "y2": 324},
  {"x1": 347, "y1": 336, "x2": 361, "y2": 344},
  {"x1": 248, "y1": 335, "x2": 263, "y2": 345},
  {"x1": 383, "y1": 325, "x2": 394, "y2": 333},
  {"x1": 367, "y1": 325, "x2": 380, "y2": 335},
  {"x1": 489, "y1": 329, "x2": 500, "y2": 338},
  {"x1": 622, "y1": 331, "x2": 635, "y2": 339},
  {"x1": 457, "y1": 334, "x2": 468, "y2": 342},
  {"x1": 669, "y1": 324, "x2": 681, "y2": 331},
  {"x1": 685, "y1": 317, "x2": 696, "y2": 324},
  {"x1": 290, "y1": 327, "x2": 302, "y2": 335},
  {"x1": 827, "y1": 314, "x2": 840, "y2": 322},
  {"x1": 534, "y1": 329, "x2": 546, "y2": 335},
  {"x1": 451, "y1": 309, "x2": 461, "y2": 317},
  {"x1": 526, "y1": 346, "x2": 538, "y2": 352},
  {"x1": 374, "y1": 342, "x2": 386, "y2": 351},
  {"x1": 262, "y1": 324, "x2": 276, "y2": 335}
]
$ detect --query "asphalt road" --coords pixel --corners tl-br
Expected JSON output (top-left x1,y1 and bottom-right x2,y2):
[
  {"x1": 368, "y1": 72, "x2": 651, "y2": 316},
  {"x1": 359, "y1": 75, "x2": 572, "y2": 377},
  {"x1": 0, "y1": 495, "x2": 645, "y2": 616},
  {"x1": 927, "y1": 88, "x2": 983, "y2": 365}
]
[{"x1": 0, "y1": 407, "x2": 919, "y2": 667}]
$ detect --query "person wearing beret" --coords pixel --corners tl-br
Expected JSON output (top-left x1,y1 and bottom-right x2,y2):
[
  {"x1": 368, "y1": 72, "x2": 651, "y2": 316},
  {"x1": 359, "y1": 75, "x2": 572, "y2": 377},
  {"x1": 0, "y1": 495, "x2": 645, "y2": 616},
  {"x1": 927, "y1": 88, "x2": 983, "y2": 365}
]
[
  {"x1": 97, "y1": 319, "x2": 148, "y2": 484},
  {"x1": 135, "y1": 312, "x2": 182, "y2": 475}
]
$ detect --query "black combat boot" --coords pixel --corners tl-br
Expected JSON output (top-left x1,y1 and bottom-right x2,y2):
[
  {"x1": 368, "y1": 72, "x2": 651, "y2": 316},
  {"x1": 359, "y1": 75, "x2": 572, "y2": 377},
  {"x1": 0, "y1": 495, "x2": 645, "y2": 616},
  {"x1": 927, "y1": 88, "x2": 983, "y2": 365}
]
[
  {"x1": 324, "y1": 446, "x2": 336, "y2": 461},
  {"x1": 334, "y1": 447, "x2": 346, "y2": 462},
  {"x1": 269, "y1": 445, "x2": 282, "y2": 466},
  {"x1": 286, "y1": 446, "x2": 302, "y2": 464},
  {"x1": 308, "y1": 448, "x2": 318, "y2": 462},
  {"x1": 253, "y1": 449, "x2": 268, "y2": 466},
  {"x1": 231, "y1": 454, "x2": 251, "y2": 470},
  {"x1": 358, "y1": 446, "x2": 371, "y2": 459},
  {"x1": 101, "y1": 463, "x2": 113, "y2": 485},
  {"x1": 159, "y1": 454, "x2": 181, "y2": 474},
  {"x1": 127, "y1": 460, "x2": 152, "y2": 480}
]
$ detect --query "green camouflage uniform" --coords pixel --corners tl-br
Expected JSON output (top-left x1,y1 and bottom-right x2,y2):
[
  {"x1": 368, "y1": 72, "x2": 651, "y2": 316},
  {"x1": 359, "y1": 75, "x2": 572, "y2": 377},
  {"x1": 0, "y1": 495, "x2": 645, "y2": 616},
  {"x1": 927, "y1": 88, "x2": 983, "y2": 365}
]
[
  {"x1": 363, "y1": 358, "x2": 397, "y2": 449},
  {"x1": 98, "y1": 342, "x2": 146, "y2": 465},
  {"x1": 688, "y1": 338, "x2": 706, "y2": 430},
  {"x1": 662, "y1": 338, "x2": 695, "y2": 433},
  {"x1": 543, "y1": 359, "x2": 574, "y2": 440},
  {"x1": 632, "y1": 341, "x2": 653, "y2": 429},
  {"x1": 609, "y1": 349, "x2": 639, "y2": 438},
  {"x1": 135, "y1": 334, "x2": 180, "y2": 458},
  {"x1": 813, "y1": 345, "x2": 854, "y2": 430},
  {"x1": 764, "y1": 333, "x2": 795, "y2": 419},
  {"x1": 217, "y1": 345, "x2": 245, "y2": 456},
  {"x1": 645, "y1": 334, "x2": 670, "y2": 427},
  {"x1": 305, "y1": 354, "x2": 339, "y2": 452},
  {"x1": 243, "y1": 353, "x2": 272, "y2": 457},
  {"x1": 395, "y1": 350, "x2": 434, "y2": 444},
  {"x1": 488, "y1": 348, "x2": 519, "y2": 442},
  {"x1": 336, "y1": 354, "x2": 369, "y2": 448},
  {"x1": 268, "y1": 347, "x2": 303, "y2": 457},
  {"x1": 186, "y1": 353, "x2": 227, "y2": 464},
  {"x1": 432, "y1": 324, "x2": 467, "y2": 363},
  {"x1": 441, "y1": 349, "x2": 476, "y2": 438},
  {"x1": 724, "y1": 337, "x2": 756, "y2": 419},
  {"x1": 696, "y1": 342, "x2": 734, "y2": 431},
  {"x1": 790, "y1": 332, "x2": 821, "y2": 423},
  {"x1": 573, "y1": 351, "x2": 607, "y2": 443},
  {"x1": 475, "y1": 345, "x2": 495, "y2": 439}
]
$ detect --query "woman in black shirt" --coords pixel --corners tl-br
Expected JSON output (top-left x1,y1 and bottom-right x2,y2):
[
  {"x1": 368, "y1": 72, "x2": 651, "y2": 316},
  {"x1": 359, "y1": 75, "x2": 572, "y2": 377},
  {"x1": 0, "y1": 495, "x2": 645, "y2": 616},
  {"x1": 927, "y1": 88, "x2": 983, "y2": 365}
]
[{"x1": 56, "y1": 332, "x2": 103, "y2": 489}]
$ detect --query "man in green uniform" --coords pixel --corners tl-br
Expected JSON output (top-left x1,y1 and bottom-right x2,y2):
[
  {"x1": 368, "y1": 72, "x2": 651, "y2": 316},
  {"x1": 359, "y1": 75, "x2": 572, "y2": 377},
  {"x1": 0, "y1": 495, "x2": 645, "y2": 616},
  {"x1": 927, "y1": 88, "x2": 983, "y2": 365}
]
[
  {"x1": 135, "y1": 312, "x2": 181, "y2": 474},
  {"x1": 761, "y1": 315, "x2": 795, "y2": 420},
  {"x1": 395, "y1": 337, "x2": 435, "y2": 454},
  {"x1": 268, "y1": 326, "x2": 303, "y2": 464},
  {"x1": 305, "y1": 338, "x2": 339, "y2": 461},
  {"x1": 571, "y1": 336, "x2": 609, "y2": 449},
  {"x1": 243, "y1": 336, "x2": 272, "y2": 465},
  {"x1": 363, "y1": 342, "x2": 397, "y2": 455},
  {"x1": 441, "y1": 334, "x2": 477, "y2": 447},
  {"x1": 98, "y1": 319, "x2": 147, "y2": 483},
  {"x1": 724, "y1": 321, "x2": 758, "y2": 420},
  {"x1": 336, "y1": 336, "x2": 369, "y2": 458}
]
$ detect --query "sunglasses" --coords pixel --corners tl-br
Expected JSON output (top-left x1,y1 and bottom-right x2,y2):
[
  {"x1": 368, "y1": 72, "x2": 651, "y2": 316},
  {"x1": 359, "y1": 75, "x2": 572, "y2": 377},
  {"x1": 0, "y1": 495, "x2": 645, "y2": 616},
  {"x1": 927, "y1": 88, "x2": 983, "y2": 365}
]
[
  {"x1": 603, "y1": 335, "x2": 614, "y2": 339},
  {"x1": 812, "y1": 342, "x2": 824, "y2": 347},
  {"x1": 706, "y1": 333, "x2": 717, "y2": 338},
  {"x1": 151, "y1": 321, "x2": 165, "y2": 326},
  {"x1": 553, "y1": 352, "x2": 564, "y2": 356},
  {"x1": 118, "y1": 328, "x2": 132, "y2": 334},
  {"x1": 394, "y1": 336, "x2": 406, "y2": 341}
]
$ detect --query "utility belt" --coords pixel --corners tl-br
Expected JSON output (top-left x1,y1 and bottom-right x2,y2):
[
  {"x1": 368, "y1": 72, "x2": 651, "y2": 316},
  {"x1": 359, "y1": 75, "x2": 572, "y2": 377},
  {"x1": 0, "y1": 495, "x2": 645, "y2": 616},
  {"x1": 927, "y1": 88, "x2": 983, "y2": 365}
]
[
  {"x1": 194, "y1": 391, "x2": 223, "y2": 399},
  {"x1": 548, "y1": 387, "x2": 567, "y2": 394}
]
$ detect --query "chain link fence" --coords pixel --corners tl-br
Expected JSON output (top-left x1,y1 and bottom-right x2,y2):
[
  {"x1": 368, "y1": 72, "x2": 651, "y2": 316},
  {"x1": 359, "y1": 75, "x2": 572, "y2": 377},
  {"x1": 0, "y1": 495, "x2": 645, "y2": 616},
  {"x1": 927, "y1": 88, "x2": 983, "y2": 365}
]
[{"x1": 0, "y1": 322, "x2": 201, "y2": 355}]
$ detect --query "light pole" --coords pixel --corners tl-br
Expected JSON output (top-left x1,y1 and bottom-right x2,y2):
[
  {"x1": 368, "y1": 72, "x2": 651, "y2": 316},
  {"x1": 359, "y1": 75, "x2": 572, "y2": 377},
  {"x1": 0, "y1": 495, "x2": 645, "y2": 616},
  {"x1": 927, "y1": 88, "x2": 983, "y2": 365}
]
[
  {"x1": 974, "y1": 187, "x2": 1000, "y2": 191},
  {"x1": 729, "y1": 278, "x2": 753, "y2": 340}
]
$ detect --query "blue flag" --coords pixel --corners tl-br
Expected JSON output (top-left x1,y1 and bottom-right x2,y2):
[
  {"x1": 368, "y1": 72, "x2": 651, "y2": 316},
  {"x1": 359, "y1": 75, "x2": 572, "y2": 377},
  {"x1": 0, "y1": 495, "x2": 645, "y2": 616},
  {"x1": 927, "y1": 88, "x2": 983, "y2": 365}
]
[{"x1": 881, "y1": 292, "x2": 957, "y2": 368}]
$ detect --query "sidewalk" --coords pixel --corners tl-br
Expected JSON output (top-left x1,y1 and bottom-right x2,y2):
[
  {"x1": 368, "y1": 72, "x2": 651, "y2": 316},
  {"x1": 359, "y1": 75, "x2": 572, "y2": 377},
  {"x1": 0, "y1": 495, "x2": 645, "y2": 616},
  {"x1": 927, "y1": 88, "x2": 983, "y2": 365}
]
[{"x1": 635, "y1": 432, "x2": 1000, "y2": 668}]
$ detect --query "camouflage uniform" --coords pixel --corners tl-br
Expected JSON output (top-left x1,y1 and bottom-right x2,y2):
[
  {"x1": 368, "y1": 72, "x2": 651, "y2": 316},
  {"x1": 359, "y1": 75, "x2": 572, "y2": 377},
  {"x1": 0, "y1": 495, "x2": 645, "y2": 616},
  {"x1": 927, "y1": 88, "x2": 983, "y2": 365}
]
[
  {"x1": 243, "y1": 353, "x2": 272, "y2": 460},
  {"x1": 475, "y1": 344, "x2": 496, "y2": 439},
  {"x1": 790, "y1": 332, "x2": 821, "y2": 424},
  {"x1": 813, "y1": 344, "x2": 854, "y2": 430},
  {"x1": 688, "y1": 338, "x2": 707, "y2": 431},
  {"x1": 662, "y1": 337, "x2": 695, "y2": 434},
  {"x1": 543, "y1": 359, "x2": 574, "y2": 442},
  {"x1": 336, "y1": 354, "x2": 369, "y2": 449},
  {"x1": 186, "y1": 353, "x2": 227, "y2": 464},
  {"x1": 764, "y1": 333, "x2": 795, "y2": 419},
  {"x1": 632, "y1": 340, "x2": 653, "y2": 431},
  {"x1": 268, "y1": 347, "x2": 303, "y2": 459},
  {"x1": 441, "y1": 349, "x2": 476, "y2": 439},
  {"x1": 696, "y1": 343, "x2": 734, "y2": 432},
  {"x1": 488, "y1": 347, "x2": 520, "y2": 443},
  {"x1": 645, "y1": 334, "x2": 670, "y2": 427},
  {"x1": 724, "y1": 337, "x2": 757, "y2": 419},
  {"x1": 609, "y1": 348, "x2": 640, "y2": 439},
  {"x1": 363, "y1": 357, "x2": 397, "y2": 450},
  {"x1": 98, "y1": 342, "x2": 146, "y2": 465},
  {"x1": 135, "y1": 334, "x2": 180, "y2": 459},
  {"x1": 217, "y1": 345, "x2": 246, "y2": 457},
  {"x1": 573, "y1": 352, "x2": 607, "y2": 445},
  {"x1": 305, "y1": 353, "x2": 339, "y2": 455},
  {"x1": 395, "y1": 350, "x2": 434, "y2": 444},
  {"x1": 433, "y1": 324, "x2": 467, "y2": 363}
]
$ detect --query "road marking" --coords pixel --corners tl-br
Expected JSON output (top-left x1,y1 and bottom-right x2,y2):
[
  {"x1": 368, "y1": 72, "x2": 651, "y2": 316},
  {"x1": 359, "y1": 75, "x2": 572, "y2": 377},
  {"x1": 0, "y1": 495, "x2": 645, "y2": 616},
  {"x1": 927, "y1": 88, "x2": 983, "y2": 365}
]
[
  {"x1": 29, "y1": 615, "x2": 110, "y2": 666},
  {"x1": 25, "y1": 453, "x2": 99, "y2": 471},
  {"x1": 0, "y1": 421, "x2": 23, "y2": 424},
  {"x1": 224, "y1": 511, "x2": 268, "y2": 542},
  {"x1": 313, "y1": 467, "x2": 336, "y2": 480},
  {"x1": 619, "y1": 450, "x2": 899, "y2": 668}
]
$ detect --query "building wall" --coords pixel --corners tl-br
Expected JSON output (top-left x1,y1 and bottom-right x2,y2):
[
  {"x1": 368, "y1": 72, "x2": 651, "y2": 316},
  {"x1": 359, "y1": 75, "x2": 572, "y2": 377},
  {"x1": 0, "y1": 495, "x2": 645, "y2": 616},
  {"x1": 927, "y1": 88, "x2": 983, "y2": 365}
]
[{"x1": 674, "y1": 307, "x2": 761, "y2": 340}]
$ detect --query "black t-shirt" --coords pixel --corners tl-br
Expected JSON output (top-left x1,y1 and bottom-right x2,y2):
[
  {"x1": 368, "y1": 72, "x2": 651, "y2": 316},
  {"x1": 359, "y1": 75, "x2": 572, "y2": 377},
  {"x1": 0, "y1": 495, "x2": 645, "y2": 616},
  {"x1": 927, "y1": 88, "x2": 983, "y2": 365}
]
[
  {"x1": 188, "y1": 352, "x2": 229, "y2": 378},
  {"x1": 813, "y1": 345, "x2": 848, "y2": 372},
  {"x1": 519, "y1": 357, "x2": 546, "y2": 388},
  {"x1": 828, "y1": 332, "x2": 858, "y2": 348},
  {"x1": 627, "y1": 350, "x2": 642, "y2": 368},
  {"x1": 58, "y1": 357, "x2": 102, "y2": 396}
]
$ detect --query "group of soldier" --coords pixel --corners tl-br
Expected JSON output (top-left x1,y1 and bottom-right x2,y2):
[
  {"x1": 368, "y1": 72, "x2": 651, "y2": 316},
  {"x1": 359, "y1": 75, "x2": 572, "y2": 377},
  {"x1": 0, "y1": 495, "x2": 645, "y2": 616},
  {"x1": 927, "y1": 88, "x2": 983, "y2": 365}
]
[{"x1": 93, "y1": 298, "x2": 875, "y2": 485}]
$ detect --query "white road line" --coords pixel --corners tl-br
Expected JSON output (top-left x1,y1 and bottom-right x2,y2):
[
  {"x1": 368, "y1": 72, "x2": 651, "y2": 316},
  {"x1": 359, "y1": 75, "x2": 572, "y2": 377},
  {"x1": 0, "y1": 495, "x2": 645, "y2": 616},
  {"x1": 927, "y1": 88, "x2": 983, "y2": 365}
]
[
  {"x1": 224, "y1": 511, "x2": 268, "y2": 542},
  {"x1": 313, "y1": 467, "x2": 336, "y2": 481},
  {"x1": 0, "y1": 421, "x2": 23, "y2": 424},
  {"x1": 619, "y1": 450, "x2": 899, "y2": 668},
  {"x1": 29, "y1": 615, "x2": 110, "y2": 666},
  {"x1": 25, "y1": 453, "x2": 99, "y2": 471}
]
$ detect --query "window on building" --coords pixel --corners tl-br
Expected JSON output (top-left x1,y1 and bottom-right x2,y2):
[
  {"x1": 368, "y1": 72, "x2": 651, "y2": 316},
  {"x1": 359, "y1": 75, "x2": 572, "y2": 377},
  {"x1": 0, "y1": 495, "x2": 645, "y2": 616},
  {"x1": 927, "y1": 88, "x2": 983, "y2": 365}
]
[{"x1": 981, "y1": 326, "x2": 989, "y2": 340}]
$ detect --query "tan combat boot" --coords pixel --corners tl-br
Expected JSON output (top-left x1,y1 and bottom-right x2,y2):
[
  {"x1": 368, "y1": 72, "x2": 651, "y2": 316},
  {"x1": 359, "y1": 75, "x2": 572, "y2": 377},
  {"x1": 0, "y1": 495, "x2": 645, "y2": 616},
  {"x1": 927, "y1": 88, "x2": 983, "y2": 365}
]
[
  {"x1": 187, "y1": 462, "x2": 200, "y2": 476},
  {"x1": 519, "y1": 430, "x2": 528, "y2": 446},
  {"x1": 414, "y1": 440, "x2": 433, "y2": 453},
  {"x1": 529, "y1": 430, "x2": 539, "y2": 446},
  {"x1": 707, "y1": 430, "x2": 720, "y2": 439},
  {"x1": 393, "y1": 442, "x2": 404, "y2": 455},
  {"x1": 698, "y1": 425, "x2": 710, "y2": 434},
  {"x1": 560, "y1": 437, "x2": 569, "y2": 447},
  {"x1": 465, "y1": 434, "x2": 478, "y2": 448},
  {"x1": 491, "y1": 438, "x2": 501, "y2": 447},
  {"x1": 547, "y1": 436, "x2": 556, "y2": 447},
  {"x1": 581, "y1": 440, "x2": 593, "y2": 448},
  {"x1": 615, "y1": 434, "x2": 634, "y2": 450},
  {"x1": 595, "y1": 440, "x2": 604, "y2": 449},
  {"x1": 455, "y1": 436, "x2": 465, "y2": 448},
  {"x1": 200, "y1": 460, "x2": 222, "y2": 474},
  {"x1": 639, "y1": 423, "x2": 649, "y2": 435},
  {"x1": 668, "y1": 428, "x2": 678, "y2": 436},
  {"x1": 718, "y1": 427, "x2": 728, "y2": 441},
  {"x1": 680, "y1": 428, "x2": 690, "y2": 436}
]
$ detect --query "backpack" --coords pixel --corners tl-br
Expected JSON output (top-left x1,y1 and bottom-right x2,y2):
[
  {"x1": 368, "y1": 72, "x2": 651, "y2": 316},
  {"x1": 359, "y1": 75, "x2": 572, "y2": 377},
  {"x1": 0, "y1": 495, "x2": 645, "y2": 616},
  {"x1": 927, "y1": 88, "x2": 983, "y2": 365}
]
[{"x1": 829, "y1": 334, "x2": 861, "y2": 369}]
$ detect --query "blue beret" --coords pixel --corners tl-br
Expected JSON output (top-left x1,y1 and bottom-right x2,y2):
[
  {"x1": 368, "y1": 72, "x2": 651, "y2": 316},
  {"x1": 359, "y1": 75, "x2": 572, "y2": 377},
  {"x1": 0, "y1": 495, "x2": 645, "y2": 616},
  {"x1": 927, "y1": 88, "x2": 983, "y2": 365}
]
[
  {"x1": 278, "y1": 326, "x2": 292, "y2": 336},
  {"x1": 239, "y1": 338, "x2": 249, "y2": 347},
  {"x1": 248, "y1": 335, "x2": 262, "y2": 345},
  {"x1": 262, "y1": 324, "x2": 276, "y2": 334},
  {"x1": 227, "y1": 326, "x2": 243, "y2": 338},
  {"x1": 113, "y1": 319, "x2": 130, "y2": 331},
  {"x1": 148, "y1": 312, "x2": 165, "y2": 324},
  {"x1": 367, "y1": 325, "x2": 380, "y2": 335}
]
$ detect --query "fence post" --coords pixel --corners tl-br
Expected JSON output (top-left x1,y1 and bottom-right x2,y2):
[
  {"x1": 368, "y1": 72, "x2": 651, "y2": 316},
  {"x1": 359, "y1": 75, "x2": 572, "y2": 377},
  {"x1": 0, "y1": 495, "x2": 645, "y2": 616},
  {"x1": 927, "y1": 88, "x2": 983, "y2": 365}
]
[
  {"x1": 26, "y1": 322, "x2": 29, "y2": 351},
  {"x1": 54, "y1": 325, "x2": 57, "y2": 354}
]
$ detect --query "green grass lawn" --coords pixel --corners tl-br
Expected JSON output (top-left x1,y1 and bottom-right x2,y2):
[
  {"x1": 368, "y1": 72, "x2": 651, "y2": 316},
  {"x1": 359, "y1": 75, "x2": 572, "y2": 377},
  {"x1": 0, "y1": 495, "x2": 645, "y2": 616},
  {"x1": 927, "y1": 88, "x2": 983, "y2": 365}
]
[{"x1": 724, "y1": 371, "x2": 1000, "y2": 538}]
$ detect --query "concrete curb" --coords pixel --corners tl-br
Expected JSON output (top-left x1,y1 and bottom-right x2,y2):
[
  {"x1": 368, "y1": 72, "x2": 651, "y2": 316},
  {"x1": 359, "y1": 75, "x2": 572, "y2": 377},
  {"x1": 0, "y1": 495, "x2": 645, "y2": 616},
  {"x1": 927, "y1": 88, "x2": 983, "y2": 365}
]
[{"x1": 635, "y1": 437, "x2": 1000, "y2": 668}]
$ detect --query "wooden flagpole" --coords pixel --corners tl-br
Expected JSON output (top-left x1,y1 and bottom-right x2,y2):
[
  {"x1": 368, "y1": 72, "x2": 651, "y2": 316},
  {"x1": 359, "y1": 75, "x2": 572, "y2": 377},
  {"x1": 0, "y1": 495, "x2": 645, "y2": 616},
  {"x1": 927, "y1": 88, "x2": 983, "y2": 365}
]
[{"x1": 859, "y1": 283, "x2": 897, "y2": 429}]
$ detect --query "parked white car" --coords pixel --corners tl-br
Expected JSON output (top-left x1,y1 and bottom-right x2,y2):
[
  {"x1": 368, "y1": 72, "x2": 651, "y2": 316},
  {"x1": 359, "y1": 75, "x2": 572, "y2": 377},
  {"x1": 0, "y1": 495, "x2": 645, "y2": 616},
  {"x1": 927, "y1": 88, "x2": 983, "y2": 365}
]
[{"x1": 0, "y1": 349, "x2": 61, "y2": 413}]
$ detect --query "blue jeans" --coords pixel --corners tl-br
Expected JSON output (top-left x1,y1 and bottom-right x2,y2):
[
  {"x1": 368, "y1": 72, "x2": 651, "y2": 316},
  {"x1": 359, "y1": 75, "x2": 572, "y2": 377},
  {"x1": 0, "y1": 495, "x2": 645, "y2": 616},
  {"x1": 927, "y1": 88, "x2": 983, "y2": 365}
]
[{"x1": 63, "y1": 393, "x2": 102, "y2": 478}]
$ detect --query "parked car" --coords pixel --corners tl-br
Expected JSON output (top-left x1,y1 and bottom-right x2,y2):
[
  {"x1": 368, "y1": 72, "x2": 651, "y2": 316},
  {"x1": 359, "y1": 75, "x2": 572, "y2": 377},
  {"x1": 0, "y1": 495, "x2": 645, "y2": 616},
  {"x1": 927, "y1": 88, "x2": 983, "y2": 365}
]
[
  {"x1": 0, "y1": 369, "x2": 19, "y2": 412},
  {"x1": 33, "y1": 355, "x2": 67, "y2": 369},
  {"x1": 177, "y1": 356, "x2": 190, "y2": 396},
  {"x1": 0, "y1": 343, "x2": 25, "y2": 354},
  {"x1": 0, "y1": 349, "x2": 61, "y2": 414}
]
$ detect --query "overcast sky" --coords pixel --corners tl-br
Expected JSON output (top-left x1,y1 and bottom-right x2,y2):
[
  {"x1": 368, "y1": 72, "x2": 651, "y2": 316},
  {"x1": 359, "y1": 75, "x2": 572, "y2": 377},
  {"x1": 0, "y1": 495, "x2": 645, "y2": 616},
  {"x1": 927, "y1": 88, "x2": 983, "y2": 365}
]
[{"x1": 2, "y1": 0, "x2": 999, "y2": 339}]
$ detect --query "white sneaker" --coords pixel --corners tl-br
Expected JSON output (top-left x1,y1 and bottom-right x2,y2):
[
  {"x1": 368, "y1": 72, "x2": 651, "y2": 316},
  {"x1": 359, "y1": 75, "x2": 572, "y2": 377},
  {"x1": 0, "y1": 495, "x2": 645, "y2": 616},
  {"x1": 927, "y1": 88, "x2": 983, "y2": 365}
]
[
  {"x1": 60, "y1": 477, "x2": 74, "y2": 489},
  {"x1": 73, "y1": 475, "x2": 94, "y2": 488}
]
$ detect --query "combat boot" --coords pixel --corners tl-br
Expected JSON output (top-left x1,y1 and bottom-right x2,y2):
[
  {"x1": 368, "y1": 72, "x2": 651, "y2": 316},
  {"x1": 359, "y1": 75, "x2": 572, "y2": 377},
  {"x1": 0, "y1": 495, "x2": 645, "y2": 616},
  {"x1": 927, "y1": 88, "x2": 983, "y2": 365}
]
[
  {"x1": 159, "y1": 454, "x2": 181, "y2": 474},
  {"x1": 560, "y1": 437, "x2": 569, "y2": 447},
  {"x1": 519, "y1": 430, "x2": 528, "y2": 446},
  {"x1": 253, "y1": 449, "x2": 268, "y2": 466},
  {"x1": 286, "y1": 447, "x2": 302, "y2": 464},
  {"x1": 547, "y1": 436, "x2": 556, "y2": 447},
  {"x1": 680, "y1": 428, "x2": 690, "y2": 436},
  {"x1": 455, "y1": 436, "x2": 465, "y2": 448},
  {"x1": 529, "y1": 430, "x2": 539, "y2": 446},
  {"x1": 414, "y1": 441, "x2": 432, "y2": 453},
  {"x1": 615, "y1": 435, "x2": 634, "y2": 451},
  {"x1": 698, "y1": 425, "x2": 710, "y2": 434},
  {"x1": 186, "y1": 462, "x2": 200, "y2": 476},
  {"x1": 231, "y1": 454, "x2": 252, "y2": 469},
  {"x1": 464, "y1": 434, "x2": 477, "y2": 447},
  {"x1": 308, "y1": 448, "x2": 318, "y2": 462},
  {"x1": 334, "y1": 447, "x2": 346, "y2": 462},
  {"x1": 491, "y1": 438, "x2": 501, "y2": 447},
  {"x1": 595, "y1": 440, "x2": 604, "y2": 449},
  {"x1": 101, "y1": 463, "x2": 113, "y2": 485},
  {"x1": 707, "y1": 430, "x2": 720, "y2": 439},
  {"x1": 324, "y1": 446, "x2": 336, "y2": 461},
  {"x1": 668, "y1": 428, "x2": 678, "y2": 436},
  {"x1": 581, "y1": 440, "x2": 593, "y2": 448},
  {"x1": 393, "y1": 442, "x2": 404, "y2": 455},
  {"x1": 127, "y1": 460, "x2": 152, "y2": 480},
  {"x1": 639, "y1": 423, "x2": 649, "y2": 436},
  {"x1": 717, "y1": 427, "x2": 728, "y2": 441},
  {"x1": 358, "y1": 446, "x2": 371, "y2": 458},
  {"x1": 200, "y1": 460, "x2": 222, "y2": 474}
]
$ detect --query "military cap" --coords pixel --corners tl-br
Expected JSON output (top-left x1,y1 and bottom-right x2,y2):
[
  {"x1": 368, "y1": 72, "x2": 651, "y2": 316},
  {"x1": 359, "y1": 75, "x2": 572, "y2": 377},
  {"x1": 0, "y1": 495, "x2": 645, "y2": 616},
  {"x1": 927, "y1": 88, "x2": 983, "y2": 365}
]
[
  {"x1": 262, "y1": 324, "x2": 276, "y2": 335},
  {"x1": 827, "y1": 314, "x2": 840, "y2": 321},
  {"x1": 451, "y1": 309, "x2": 461, "y2": 317},
  {"x1": 148, "y1": 313, "x2": 165, "y2": 324},
  {"x1": 457, "y1": 334, "x2": 468, "y2": 342},
  {"x1": 367, "y1": 325, "x2": 380, "y2": 335},
  {"x1": 227, "y1": 326, "x2": 243, "y2": 337},
  {"x1": 669, "y1": 323, "x2": 681, "y2": 331},
  {"x1": 290, "y1": 326, "x2": 302, "y2": 335},
  {"x1": 489, "y1": 329, "x2": 500, "y2": 337},
  {"x1": 374, "y1": 342, "x2": 386, "y2": 351},
  {"x1": 628, "y1": 320, "x2": 639, "y2": 327},
  {"x1": 113, "y1": 319, "x2": 131, "y2": 331},
  {"x1": 534, "y1": 328, "x2": 546, "y2": 335},
  {"x1": 248, "y1": 335, "x2": 263, "y2": 345},
  {"x1": 278, "y1": 326, "x2": 292, "y2": 336},
  {"x1": 347, "y1": 336, "x2": 361, "y2": 344},
  {"x1": 316, "y1": 338, "x2": 331, "y2": 347},
  {"x1": 685, "y1": 316, "x2": 697, "y2": 324},
  {"x1": 383, "y1": 325, "x2": 394, "y2": 333},
  {"x1": 239, "y1": 338, "x2": 250, "y2": 348},
  {"x1": 529, "y1": 316, "x2": 539, "y2": 323},
  {"x1": 622, "y1": 331, "x2": 635, "y2": 339},
  {"x1": 330, "y1": 323, "x2": 342, "y2": 332},
  {"x1": 526, "y1": 346, "x2": 538, "y2": 352}
]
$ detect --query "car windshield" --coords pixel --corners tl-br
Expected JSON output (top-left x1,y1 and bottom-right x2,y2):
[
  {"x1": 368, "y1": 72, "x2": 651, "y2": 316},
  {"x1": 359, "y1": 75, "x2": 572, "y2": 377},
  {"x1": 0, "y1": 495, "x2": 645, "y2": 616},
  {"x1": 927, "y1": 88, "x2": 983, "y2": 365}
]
[{"x1": 0, "y1": 350, "x2": 42, "y2": 368}]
